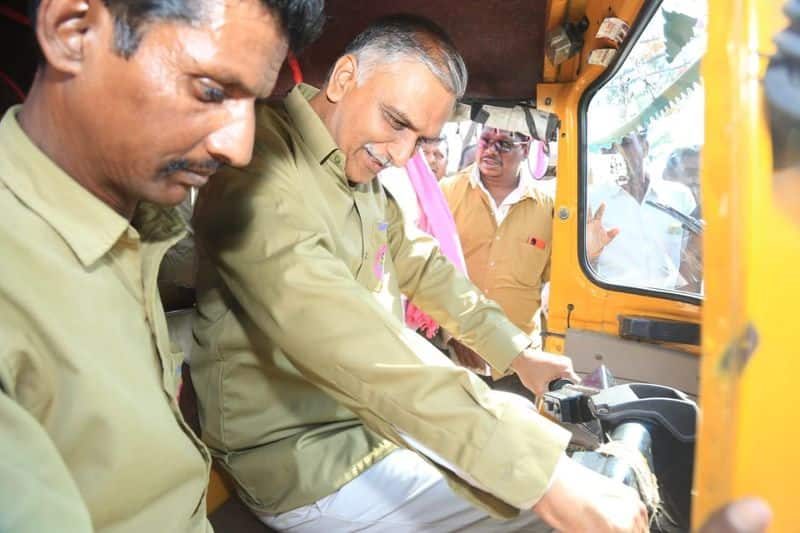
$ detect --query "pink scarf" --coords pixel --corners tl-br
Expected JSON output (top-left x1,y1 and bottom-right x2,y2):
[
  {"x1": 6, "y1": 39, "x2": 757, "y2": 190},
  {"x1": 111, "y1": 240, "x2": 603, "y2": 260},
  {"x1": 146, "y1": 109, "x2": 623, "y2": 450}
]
[{"x1": 404, "y1": 152, "x2": 467, "y2": 337}]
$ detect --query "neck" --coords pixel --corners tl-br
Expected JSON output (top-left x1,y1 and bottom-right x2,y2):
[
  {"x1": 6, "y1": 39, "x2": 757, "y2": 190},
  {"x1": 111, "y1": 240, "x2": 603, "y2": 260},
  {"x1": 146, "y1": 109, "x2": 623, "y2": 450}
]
[
  {"x1": 480, "y1": 171, "x2": 520, "y2": 205},
  {"x1": 623, "y1": 174, "x2": 650, "y2": 204},
  {"x1": 18, "y1": 74, "x2": 137, "y2": 219}
]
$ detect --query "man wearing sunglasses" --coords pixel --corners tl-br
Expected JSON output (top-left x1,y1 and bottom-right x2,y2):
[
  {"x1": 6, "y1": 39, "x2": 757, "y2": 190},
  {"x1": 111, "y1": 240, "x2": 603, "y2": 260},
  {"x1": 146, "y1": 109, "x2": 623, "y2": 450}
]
[{"x1": 441, "y1": 126, "x2": 555, "y2": 385}]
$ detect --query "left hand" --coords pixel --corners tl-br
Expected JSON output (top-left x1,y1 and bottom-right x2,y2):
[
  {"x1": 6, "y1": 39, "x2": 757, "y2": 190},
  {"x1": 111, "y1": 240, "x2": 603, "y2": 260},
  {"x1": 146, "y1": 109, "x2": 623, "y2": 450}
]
[
  {"x1": 510, "y1": 347, "x2": 579, "y2": 397},
  {"x1": 586, "y1": 203, "x2": 620, "y2": 261}
]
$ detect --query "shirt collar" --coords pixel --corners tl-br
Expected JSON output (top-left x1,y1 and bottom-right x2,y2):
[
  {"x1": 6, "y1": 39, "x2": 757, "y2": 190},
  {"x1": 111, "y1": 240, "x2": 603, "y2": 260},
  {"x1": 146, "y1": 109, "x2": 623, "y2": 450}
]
[
  {"x1": 0, "y1": 107, "x2": 185, "y2": 267},
  {"x1": 284, "y1": 84, "x2": 340, "y2": 166},
  {"x1": 612, "y1": 175, "x2": 658, "y2": 201},
  {"x1": 468, "y1": 163, "x2": 539, "y2": 203}
]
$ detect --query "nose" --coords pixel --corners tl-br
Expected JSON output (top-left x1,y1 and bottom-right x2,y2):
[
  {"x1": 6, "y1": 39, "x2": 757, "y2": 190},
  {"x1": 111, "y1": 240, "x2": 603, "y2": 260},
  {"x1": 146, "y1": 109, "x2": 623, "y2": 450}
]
[
  {"x1": 205, "y1": 100, "x2": 256, "y2": 168},
  {"x1": 387, "y1": 131, "x2": 420, "y2": 168}
]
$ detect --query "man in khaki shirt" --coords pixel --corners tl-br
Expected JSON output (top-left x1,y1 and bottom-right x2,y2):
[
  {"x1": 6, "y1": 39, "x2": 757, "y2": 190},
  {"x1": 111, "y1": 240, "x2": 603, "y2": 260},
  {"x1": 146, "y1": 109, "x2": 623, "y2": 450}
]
[
  {"x1": 0, "y1": 0, "x2": 323, "y2": 531},
  {"x1": 192, "y1": 14, "x2": 647, "y2": 532},
  {"x1": 440, "y1": 127, "x2": 554, "y2": 380}
]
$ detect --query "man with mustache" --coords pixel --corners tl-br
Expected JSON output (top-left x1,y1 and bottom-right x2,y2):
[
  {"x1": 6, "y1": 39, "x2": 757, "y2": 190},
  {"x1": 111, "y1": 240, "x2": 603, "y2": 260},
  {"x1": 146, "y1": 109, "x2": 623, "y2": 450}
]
[
  {"x1": 440, "y1": 126, "x2": 555, "y2": 383},
  {"x1": 0, "y1": 0, "x2": 323, "y2": 531},
  {"x1": 192, "y1": 13, "x2": 647, "y2": 532}
]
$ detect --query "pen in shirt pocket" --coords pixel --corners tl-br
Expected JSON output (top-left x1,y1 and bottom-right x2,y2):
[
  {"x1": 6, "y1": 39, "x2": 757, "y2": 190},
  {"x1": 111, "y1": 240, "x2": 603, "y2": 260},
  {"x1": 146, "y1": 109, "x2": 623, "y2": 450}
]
[{"x1": 527, "y1": 235, "x2": 547, "y2": 250}]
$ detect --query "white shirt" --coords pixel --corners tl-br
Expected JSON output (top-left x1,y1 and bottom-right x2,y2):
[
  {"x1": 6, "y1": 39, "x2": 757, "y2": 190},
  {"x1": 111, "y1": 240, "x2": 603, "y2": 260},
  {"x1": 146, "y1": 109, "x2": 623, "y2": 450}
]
[
  {"x1": 589, "y1": 178, "x2": 697, "y2": 290},
  {"x1": 469, "y1": 165, "x2": 538, "y2": 225}
]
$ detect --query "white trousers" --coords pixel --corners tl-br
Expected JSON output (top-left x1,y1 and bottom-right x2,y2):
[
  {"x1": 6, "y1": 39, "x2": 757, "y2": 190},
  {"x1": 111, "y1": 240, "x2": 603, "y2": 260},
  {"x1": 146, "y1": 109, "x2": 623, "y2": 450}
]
[{"x1": 259, "y1": 449, "x2": 551, "y2": 532}]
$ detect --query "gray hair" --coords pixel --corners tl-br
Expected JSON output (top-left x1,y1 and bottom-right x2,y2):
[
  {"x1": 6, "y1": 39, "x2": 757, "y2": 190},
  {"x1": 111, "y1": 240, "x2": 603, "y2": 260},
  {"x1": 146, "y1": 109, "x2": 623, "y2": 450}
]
[{"x1": 342, "y1": 14, "x2": 468, "y2": 98}]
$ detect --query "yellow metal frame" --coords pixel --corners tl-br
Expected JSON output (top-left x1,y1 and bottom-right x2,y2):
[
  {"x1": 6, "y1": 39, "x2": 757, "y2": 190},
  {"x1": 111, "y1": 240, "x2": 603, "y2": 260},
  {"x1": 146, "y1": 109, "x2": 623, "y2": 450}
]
[
  {"x1": 693, "y1": 0, "x2": 797, "y2": 530},
  {"x1": 538, "y1": 0, "x2": 700, "y2": 357},
  {"x1": 542, "y1": 0, "x2": 797, "y2": 529}
]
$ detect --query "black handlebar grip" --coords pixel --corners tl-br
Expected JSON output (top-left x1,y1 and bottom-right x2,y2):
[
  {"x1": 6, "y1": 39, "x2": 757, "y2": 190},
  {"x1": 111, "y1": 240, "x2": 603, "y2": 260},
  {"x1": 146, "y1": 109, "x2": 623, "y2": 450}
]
[{"x1": 548, "y1": 378, "x2": 574, "y2": 392}]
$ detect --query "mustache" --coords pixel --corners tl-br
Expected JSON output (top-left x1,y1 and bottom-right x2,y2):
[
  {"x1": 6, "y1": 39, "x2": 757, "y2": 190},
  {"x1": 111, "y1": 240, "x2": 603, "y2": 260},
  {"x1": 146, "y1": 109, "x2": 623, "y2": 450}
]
[
  {"x1": 364, "y1": 144, "x2": 392, "y2": 168},
  {"x1": 157, "y1": 158, "x2": 221, "y2": 177}
]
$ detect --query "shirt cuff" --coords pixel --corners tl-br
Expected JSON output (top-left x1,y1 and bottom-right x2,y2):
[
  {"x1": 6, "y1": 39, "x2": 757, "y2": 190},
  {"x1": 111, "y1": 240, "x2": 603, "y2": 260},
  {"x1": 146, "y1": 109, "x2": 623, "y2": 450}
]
[
  {"x1": 466, "y1": 393, "x2": 571, "y2": 509},
  {"x1": 470, "y1": 321, "x2": 533, "y2": 374}
]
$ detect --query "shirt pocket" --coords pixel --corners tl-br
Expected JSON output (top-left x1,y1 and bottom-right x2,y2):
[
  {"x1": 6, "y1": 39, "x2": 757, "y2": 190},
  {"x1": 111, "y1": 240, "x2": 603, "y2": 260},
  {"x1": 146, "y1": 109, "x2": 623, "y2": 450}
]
[{"x1": 511, "y1": 240, "x2": 548, "y2": 287}]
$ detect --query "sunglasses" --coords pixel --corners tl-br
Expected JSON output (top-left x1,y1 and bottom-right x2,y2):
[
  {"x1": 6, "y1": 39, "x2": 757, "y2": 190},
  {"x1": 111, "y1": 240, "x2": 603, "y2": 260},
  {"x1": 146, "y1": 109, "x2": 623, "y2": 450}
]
[{"x1": 478, "y1": 136, "x2": 529, "y2": 154}]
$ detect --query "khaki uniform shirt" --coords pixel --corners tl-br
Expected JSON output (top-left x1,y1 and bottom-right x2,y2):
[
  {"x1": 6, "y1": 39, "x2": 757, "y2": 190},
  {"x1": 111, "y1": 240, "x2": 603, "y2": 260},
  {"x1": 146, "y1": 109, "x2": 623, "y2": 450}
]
[
  {"x1": 440, "y1": 167, "x2": 554, "y2": 341},
  {"x1": 0, "y1": 108, "x2": 212, "y2": 532},
  {"x1": 191, "y1": 84, "x2": 570, "y2": 517}
]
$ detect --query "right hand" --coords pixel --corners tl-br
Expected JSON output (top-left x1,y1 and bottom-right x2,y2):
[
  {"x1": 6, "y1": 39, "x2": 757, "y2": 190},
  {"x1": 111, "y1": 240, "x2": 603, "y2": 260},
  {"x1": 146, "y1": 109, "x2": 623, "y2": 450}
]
[
  {"x1": 533, "y1": 456, "x2": 648, "y2": 533},
  {"x1": 510, "y1": 348, "x2": 579, "y2": 398},
  {"x1": 586, "y1": 203, "x2": 620, "y2": 261}
]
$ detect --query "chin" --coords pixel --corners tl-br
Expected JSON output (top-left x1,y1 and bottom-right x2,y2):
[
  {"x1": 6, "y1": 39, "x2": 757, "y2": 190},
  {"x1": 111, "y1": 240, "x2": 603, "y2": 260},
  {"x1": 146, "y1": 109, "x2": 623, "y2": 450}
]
[
  {"x1": 478, "y1": 164, "x2": 500, "y2": 177},
  {"x1": 347, "y1": 164, "x2": 378, "y2": 184},
  {"x1": 146, "y1": 185, "x2": 190, "y2": 207}
]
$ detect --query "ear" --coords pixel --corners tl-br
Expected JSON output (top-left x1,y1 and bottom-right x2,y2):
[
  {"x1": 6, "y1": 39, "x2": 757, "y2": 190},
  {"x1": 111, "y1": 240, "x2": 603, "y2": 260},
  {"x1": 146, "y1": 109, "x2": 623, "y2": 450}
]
[
  {"x1": 35, "y1": 0, "x2": 99, "y2": 74},
  {"x1": 324, "y1": 54, "x2": 358, "y2": 103}
]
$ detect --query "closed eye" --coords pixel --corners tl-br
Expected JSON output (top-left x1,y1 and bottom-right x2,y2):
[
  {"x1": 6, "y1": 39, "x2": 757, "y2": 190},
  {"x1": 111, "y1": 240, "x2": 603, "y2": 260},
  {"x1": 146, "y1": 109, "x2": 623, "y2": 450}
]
[{"x1": 383, "y1": 110, "x2": 407, "y2": 131}]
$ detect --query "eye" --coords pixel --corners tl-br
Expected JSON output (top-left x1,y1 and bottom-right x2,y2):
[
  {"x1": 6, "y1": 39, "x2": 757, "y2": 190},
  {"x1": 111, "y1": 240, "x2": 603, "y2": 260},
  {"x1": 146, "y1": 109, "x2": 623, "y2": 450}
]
[
  {"x1": 498, "y1": 141, "x2": 514, "y2": 152},
  {"x1": 383, "y1": 110, "x2": 405, "y2": 131},
  {"x1": 194, "y1": 79, "x2": 225, "y2": 104}
]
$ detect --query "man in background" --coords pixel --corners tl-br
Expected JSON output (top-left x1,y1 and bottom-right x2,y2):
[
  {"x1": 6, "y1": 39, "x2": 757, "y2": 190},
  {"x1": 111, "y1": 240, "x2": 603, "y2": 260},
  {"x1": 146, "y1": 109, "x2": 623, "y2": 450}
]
[
  {"x1": 422, "y1": 136, "x2": 449, "y2": 180},
  {"x1": 441, "y1": 126, "x2": 555, "y2": 390},
  {"x1": 586, "y1": 131, "x2": 697, "y2": 290}
]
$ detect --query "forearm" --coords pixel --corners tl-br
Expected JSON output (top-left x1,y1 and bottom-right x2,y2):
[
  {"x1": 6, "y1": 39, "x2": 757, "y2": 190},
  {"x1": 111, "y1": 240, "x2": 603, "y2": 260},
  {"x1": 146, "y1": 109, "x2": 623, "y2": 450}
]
[
  {"x1": 213, "y1": 230, "x2": 568, "y2": 508},
  {"x1": 391, "y1": 223, "x2": 530, "y2": 372}
]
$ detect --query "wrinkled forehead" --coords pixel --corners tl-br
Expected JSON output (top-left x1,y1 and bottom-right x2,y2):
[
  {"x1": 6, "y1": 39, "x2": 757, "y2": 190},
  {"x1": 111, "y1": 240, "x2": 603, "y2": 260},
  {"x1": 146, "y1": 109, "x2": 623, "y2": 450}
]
[
  {"x1": 168, "y1": 0, "x2": 286, "y2": 98},
  {"x1": 366, "y1": 60, "x2": 455, "y2": 137}
]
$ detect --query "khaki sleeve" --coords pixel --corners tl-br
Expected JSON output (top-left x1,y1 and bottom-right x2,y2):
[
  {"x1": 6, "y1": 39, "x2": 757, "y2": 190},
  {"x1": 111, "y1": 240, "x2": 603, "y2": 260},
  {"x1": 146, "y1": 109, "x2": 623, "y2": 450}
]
[
  {"x1": 197, "y1": 167, "x2": 570, "y2": 510},
  {"x1": 0, "y1": 353, "x2": 93, "y2": 532},
  {"x1": 384, "y1": 196, "x2": 529, "y2": 372}
]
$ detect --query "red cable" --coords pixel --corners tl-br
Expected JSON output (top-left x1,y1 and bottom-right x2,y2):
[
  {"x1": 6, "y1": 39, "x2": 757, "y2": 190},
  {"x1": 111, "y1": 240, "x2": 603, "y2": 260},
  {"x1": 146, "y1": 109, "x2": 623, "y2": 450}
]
[
  {"x1": 0, "y1": 6, "x2": 30, "y2": 26},
  {"x1": 0, "y1": 70, "x2": 26, "y2": 102},
  {"x1": 288, "y1": 51, "x2": 303, "y2": 84}
]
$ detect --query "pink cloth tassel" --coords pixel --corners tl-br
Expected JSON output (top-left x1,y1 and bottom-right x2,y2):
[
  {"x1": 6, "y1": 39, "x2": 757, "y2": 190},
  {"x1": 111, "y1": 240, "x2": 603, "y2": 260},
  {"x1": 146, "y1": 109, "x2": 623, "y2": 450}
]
[{"x1": 403, "y1": 152, "x2": 467, "y2": 337}]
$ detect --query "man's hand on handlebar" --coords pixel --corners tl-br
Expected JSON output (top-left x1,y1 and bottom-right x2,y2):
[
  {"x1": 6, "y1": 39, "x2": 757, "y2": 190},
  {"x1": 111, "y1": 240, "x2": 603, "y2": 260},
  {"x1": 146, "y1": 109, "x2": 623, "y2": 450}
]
[
  {"x1": 533, "y1": 456, "x2": 649, "y2": 533},
  {"x1": 511, "y1": 348, "x2": 579, "y2": 397}
]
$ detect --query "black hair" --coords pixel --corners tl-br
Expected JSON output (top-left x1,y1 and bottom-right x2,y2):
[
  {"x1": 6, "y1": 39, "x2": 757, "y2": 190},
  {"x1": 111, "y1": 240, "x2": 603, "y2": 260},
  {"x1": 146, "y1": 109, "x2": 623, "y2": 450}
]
[{"x1": 28, "y1": 0, "x2": 324, "y2": 59}]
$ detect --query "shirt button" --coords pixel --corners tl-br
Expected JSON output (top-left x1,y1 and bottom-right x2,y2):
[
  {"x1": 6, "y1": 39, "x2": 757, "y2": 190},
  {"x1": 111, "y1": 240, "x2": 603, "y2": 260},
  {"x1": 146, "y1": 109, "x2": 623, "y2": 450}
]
[
  {"x1": 489, "y1": 261, "x2": 496, "y2": 267},
  {"x1": 496, "y1": 235, "x2": 501, "y2": 241}
]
